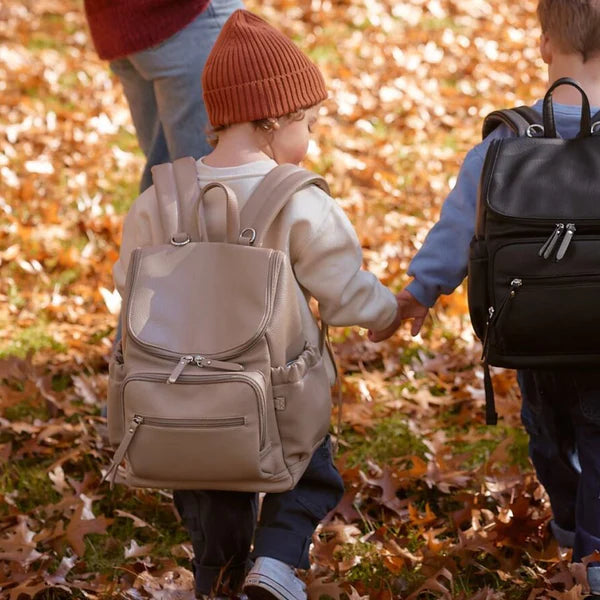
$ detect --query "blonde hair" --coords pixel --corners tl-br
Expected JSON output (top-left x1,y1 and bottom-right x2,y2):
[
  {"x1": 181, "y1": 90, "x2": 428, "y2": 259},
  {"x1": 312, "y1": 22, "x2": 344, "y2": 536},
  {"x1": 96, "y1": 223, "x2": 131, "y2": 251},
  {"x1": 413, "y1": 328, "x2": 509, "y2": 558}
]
[
  {"x1": 537, "y1": 0, "x2": 600, "y2": 61},
  {"x1": 207, "y1": 109, "x2": 306, "y2": 147}
]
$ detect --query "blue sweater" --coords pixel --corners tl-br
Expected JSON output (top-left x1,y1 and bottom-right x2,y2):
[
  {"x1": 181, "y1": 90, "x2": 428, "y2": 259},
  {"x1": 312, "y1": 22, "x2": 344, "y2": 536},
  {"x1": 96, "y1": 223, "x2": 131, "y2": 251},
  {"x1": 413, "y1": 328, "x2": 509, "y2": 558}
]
[{"x1": 406, "y1": 99, "x2": 600, "y2": 307}]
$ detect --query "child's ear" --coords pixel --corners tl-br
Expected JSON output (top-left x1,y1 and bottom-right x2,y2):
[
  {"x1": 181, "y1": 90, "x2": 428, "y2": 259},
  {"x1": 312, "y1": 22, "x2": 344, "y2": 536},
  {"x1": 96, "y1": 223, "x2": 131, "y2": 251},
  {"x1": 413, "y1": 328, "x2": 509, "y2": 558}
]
[{"x1": 540, "y1": 32, "x2": 553, "y2": 65}]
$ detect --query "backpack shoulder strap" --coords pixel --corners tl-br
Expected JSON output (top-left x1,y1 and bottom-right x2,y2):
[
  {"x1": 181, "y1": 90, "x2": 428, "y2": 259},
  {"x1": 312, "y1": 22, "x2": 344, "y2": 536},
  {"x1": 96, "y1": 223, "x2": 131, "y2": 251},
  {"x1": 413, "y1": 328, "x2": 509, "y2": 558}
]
[
  {"x1": 240, "y1": 164, "x2": 342, "y2": 443},
  {"x1": 482, "y1": 106, "x2": 542, "y2": 139},
  {"x1": 240, "y1": 164, "x2": 329, "y2": 247},
  {"x1": 151, "y1": 157, "x2": 206, "y2": 243}
]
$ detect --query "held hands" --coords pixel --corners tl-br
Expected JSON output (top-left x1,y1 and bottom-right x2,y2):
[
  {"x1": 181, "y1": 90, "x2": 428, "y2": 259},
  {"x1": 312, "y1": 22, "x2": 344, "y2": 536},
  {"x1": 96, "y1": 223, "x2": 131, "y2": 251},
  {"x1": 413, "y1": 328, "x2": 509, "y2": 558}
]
[{"x1": 368, "y1": 289, "x2": 429, "y2": 342}]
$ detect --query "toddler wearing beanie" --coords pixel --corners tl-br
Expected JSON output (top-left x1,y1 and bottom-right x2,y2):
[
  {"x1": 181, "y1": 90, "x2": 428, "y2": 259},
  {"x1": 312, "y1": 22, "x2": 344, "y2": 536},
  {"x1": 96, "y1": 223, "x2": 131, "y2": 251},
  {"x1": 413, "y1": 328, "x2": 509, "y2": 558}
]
[{"x1": 113, "y1": 9, "x2": 402, "y2": 599}]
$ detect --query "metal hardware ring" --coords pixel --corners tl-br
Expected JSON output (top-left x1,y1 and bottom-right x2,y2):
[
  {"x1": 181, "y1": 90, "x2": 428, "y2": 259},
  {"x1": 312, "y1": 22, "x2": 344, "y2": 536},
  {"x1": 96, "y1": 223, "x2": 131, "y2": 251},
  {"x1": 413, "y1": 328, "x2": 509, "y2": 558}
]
[
  {"x1": 591, "y1": 121, "x2": 600, "y2": 135},
  {"x1": 239, "y1": 227, "x2": 257, "y2": 245},
  {"x1": 170, "y1": 235, "x2": 191, "y2": 246},
  {"x1": 526, "y1": 124, "x2": 545, "y2": 138}
]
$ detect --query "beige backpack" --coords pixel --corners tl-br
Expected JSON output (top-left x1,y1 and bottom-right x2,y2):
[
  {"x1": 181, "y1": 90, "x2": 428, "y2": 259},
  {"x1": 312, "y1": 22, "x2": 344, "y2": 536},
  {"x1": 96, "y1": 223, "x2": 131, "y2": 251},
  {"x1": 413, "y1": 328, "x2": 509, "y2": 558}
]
[{"x1": 103, "y1": 158, "x2": 335, "y2": 492}]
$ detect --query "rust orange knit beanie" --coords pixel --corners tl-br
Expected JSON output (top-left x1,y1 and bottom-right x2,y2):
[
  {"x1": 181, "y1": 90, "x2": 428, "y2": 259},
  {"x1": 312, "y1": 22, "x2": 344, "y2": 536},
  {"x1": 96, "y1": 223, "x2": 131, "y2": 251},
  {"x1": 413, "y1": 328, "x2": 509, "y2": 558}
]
[{"x1": 202, "y1": 9, "x2": 327, "y2": 128}]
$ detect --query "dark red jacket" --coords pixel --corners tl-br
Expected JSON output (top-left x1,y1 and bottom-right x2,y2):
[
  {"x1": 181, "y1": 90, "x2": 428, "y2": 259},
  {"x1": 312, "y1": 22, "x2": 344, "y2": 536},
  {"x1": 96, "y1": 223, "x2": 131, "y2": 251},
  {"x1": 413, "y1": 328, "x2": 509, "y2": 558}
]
[{"x1": 84, "y1": 0, "x2": 211, "y2": 61}]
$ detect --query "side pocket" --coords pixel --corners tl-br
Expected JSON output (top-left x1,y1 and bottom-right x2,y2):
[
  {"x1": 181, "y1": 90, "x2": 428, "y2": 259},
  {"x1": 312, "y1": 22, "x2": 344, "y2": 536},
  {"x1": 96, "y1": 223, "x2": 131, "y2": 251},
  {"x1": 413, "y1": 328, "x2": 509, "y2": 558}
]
[
  {"x1": 271, "y1": 345, "x2": 332, "y2": 469},
  {"x1": 107, "y1": 343, "x2": 126, "y2": 446},
  {"x1": 467, "y1": 237, "x2": 489, "y2": 341}
]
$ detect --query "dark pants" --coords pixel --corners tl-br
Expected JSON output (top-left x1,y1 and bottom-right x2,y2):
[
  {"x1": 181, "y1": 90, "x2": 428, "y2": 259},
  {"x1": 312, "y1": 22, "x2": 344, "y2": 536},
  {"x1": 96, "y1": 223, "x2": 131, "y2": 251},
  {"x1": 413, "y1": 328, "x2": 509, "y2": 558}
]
[
  {"x1": 173, "y1": 437, "x2": 344, "y2": 595},
  {"x1": 518, "y1": 369, "x2": 600, "y2": 562}
]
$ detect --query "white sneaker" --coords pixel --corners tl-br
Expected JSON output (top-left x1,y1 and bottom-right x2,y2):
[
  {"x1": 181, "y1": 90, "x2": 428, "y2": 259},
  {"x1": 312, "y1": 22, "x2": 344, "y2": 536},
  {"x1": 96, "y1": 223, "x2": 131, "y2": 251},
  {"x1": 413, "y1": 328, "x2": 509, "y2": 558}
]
[
  {"x1": 589, "y1": 565, "x2": 600, "y2": 596},
  {"x1": 243, "y1": 557, "x2": 307, "y2": 600}
]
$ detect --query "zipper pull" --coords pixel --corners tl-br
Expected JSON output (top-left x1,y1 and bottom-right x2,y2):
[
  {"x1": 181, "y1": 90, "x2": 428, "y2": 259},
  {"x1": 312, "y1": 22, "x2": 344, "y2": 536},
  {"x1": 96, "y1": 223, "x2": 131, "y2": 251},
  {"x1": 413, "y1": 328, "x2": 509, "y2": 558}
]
[
  {"x1": 481, "y1": 306, "x2": 495, "y2": 360},
  {"x1": 102, "y1": 415, "x2": 143, "y2": 489},
  {"x1": 539, "y1": 223, "x2": 564, "y2": 259},
  {"x1": 509, "y1": 278, "x2": 522, "y2": 295},
  {"x1": 194, "y1": 356, "x2": 244, "y2": 371},
  {"x1": 555, "y1": 223, "x2": 576, "y2": 261},
  {"x1": 480, "y1": 280, "x2": 522, "y2": 361},
  {"x1": 167, "y1": 355, "x2": 194, "y2": 383}
]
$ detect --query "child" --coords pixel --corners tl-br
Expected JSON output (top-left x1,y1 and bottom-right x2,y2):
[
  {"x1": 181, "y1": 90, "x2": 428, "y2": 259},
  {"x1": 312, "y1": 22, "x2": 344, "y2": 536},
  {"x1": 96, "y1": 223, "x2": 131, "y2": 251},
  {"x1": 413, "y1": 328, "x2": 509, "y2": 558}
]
[
  {"x1": 370, "y1": 0, "x2": 600, "y2": 594},
  {"x1": 112, "y1": 9, "x2": 403, "y2": 599}
]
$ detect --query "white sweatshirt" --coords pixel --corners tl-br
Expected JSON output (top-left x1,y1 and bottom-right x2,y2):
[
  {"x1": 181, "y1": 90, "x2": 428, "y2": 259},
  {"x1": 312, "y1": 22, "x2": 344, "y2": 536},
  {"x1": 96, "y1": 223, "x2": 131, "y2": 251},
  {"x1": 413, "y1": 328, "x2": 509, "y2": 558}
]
[{"x1": 113, "y1": 158, "x2": 397, "y2": 377}]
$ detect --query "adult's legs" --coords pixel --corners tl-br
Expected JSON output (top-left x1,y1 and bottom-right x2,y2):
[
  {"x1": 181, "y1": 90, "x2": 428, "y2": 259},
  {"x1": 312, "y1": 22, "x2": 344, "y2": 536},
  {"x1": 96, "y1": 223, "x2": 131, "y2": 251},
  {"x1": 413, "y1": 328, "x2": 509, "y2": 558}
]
[
  {"x1": 125, "y1": 0, "x2": 244, "y2": 191},
  {"x1": 109, "y1": 56, "x2": 170, "y2": 192}
]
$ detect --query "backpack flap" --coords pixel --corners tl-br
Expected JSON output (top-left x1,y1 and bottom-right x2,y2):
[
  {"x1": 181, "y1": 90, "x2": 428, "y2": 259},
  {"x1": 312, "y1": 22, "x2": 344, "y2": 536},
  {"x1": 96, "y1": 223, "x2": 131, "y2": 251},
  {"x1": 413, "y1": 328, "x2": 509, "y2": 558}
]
[
  {"x1": 483, "y1": 134, "x2": 600, "y2": 222},
  {"x1": 125, "y1": 241, "x2": 283, "y2": 360},
  {"x1": 482, "y1": 77, "x2": 600, "y2": 224}
]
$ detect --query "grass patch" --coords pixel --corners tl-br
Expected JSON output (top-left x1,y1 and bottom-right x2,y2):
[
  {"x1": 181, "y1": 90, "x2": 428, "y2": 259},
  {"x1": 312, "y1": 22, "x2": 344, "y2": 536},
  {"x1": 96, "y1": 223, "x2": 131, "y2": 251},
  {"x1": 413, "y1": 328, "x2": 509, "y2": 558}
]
[
  {"x1": 3, "y1": 397, "x2": 50, "y2": 422},
  {"x1": 111, "y1": 127, "x2": 143, "y2": 156},
  {"x1": 307, "y1": 44, "x2": 341, "y2": 64},
  {"x1": 336, "y1": 541, "x2": 425, "y2": 595},
  {"x1": 84, "y1": 486, "x2": 190, "y2": 576},
  {"x1": 26, "y1": 34, "x2": 64, "y2": 51},
  {"x1": 445, "y1": 424, "x2": 530, "y2": 470},
  {"x1": 343, "y1": 414, "x2": 427, "y2": 467},
  {"x1": 53, "y1": 267, "x2": 81, "y2": 287},
  {"x1": 420, "y1": 16, "x2": 462, "y2": 31},
  {"x1": 1, "y1": 458, "x2": 61, "y2": 513},
  {"x1": 107, "y1": 175, "x2": 140, "y2": 214},
  {"x1": 0, "y1": 324, "x2": 67, "y2": 359}
]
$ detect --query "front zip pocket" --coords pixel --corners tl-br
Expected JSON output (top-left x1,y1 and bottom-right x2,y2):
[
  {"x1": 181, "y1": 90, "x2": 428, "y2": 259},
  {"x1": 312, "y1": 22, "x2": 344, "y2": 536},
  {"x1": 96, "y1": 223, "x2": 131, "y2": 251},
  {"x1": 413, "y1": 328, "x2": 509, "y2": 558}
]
[
  {"x1": 140, "y1": 415, "x2": 246, "y2": 428},
  {"x1": 118, "y1": 371, "x2": 269, "y2": 483},
  {"x1": 486, "y1": 275, "x2": 600, "y2": 356}
]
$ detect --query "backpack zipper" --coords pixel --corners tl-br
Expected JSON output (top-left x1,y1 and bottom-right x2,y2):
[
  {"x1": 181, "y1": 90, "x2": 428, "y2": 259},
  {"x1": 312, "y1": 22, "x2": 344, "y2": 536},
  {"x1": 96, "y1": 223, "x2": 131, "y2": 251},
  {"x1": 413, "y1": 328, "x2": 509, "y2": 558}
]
[
  {"x1": 135, "y1": 415, "x2": 246, "y2": 428},
  {"x1": 538, "y1": 222, "x2": 576, "y2": 261},
  {"x1": 555, "y1": 223, "x2": 576, "y2": 260},
  {"x1": 481, "y1": 278, "x2": 522, "y2": 360},
  {"x1": 167, "y1": 355, "x2": 244, "y2": 384},
  {"x1": 538, "y1": 223, "x2": 564, "y2": 258}
]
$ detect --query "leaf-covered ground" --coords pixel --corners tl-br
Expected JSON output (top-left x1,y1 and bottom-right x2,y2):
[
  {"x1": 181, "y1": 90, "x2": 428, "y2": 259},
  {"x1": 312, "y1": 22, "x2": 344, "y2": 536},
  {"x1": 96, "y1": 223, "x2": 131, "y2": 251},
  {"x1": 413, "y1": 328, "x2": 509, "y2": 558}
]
[{"x1": 0, "y1": 0, "x2": 593, "y2": 598}]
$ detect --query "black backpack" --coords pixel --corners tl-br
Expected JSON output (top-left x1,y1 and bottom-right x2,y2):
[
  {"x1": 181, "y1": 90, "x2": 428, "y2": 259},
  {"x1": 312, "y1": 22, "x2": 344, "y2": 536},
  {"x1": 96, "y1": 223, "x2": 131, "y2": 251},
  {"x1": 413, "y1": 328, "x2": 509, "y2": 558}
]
[{"x1": 467, "y1": 77, "x2": 600, "y2": 424}]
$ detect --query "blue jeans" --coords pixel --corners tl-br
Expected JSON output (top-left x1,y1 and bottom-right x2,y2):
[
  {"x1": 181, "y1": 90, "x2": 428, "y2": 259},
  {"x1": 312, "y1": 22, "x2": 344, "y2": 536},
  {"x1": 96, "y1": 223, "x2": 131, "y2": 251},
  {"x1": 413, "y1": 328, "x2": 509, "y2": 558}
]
[
  {"x1": 518, "y1": 369, "x2": 600, "y2": 588},
  {"x1": 173, "y1": 436, "x2": 344, "y2": 596},
  {"x1": 110, "y1": 0, "x2": 244, "y2": 192}
]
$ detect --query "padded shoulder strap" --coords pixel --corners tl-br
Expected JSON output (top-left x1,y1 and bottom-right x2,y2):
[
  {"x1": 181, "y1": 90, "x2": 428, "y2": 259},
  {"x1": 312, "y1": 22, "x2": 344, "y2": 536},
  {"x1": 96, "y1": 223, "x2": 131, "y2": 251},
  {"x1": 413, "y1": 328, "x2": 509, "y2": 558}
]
[
  {"x1": 151, "y1": 162, "x2": 180, "y2": 239},
  {"x1": 482, "y1": 106, "x2": 542, "y2": 139},
  {"x1": 151, "y1": 157, "x2": 205, "y2": 243},
  {"x1": 173, "y1": 157, "x2": 204, "y2": 242},
  {"x1": 240, "y1": 164, "x2": 330, "y2": 247}
]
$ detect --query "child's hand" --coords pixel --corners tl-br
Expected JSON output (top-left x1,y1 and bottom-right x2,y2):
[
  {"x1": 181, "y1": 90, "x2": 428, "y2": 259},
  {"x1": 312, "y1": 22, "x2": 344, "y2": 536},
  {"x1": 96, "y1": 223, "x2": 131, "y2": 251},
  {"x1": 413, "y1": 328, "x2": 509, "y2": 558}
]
[{"x1": 368, "y1": 289, "x2": 428, "y2": 342}]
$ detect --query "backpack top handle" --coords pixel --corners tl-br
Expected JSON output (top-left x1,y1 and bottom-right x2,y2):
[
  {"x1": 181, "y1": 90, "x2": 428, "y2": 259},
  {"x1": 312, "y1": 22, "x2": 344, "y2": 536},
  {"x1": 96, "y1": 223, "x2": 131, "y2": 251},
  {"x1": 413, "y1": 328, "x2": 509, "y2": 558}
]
[
  {"x1": 542, "y1": 77, "x2": 591, "y2": 139},
  {"x1": 195, "y1": 182, "x2": 241, "y2": 244}
]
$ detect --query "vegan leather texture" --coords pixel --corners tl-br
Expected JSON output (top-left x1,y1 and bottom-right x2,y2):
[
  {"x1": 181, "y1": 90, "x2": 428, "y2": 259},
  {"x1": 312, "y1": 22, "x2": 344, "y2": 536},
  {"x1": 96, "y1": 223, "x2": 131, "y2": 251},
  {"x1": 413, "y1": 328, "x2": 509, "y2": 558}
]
[
  {"x1": 469, "y1": 78, "x2": 600, "y2": 369},
  {"x1": 105, "y1": 158, "x2": 333, "y2": 491}
]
